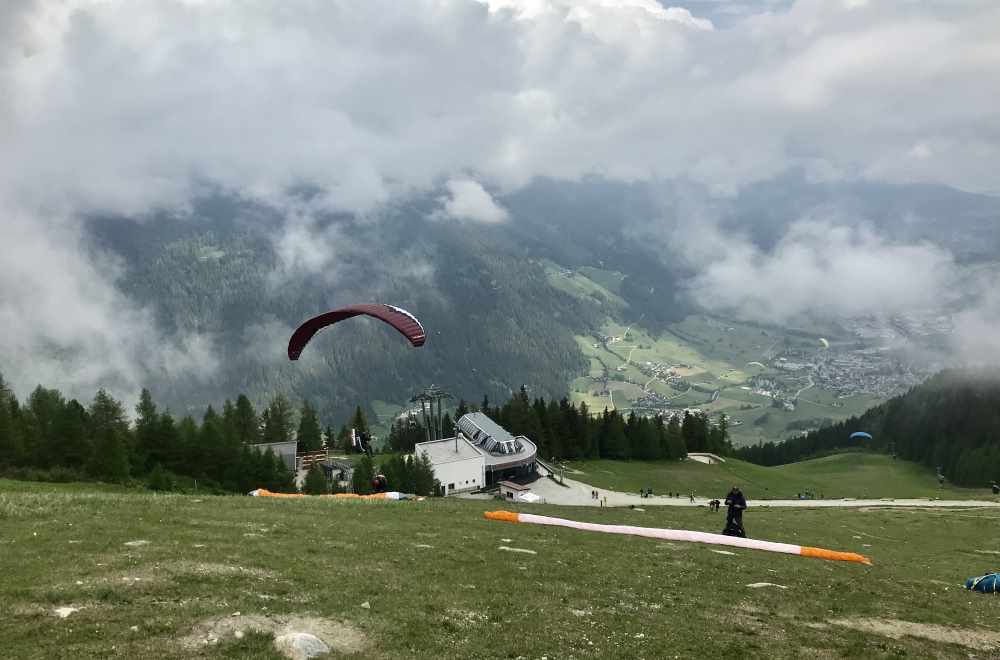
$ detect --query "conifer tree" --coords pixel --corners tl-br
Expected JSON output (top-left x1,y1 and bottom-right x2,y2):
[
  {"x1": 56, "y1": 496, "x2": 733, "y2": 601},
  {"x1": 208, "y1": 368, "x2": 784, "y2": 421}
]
[
  {"x1": 177, "y1": 415, "x2": 200, "y2": 475},
  {"x1": 26, "y1": 386, "x2": 65, "y2": 468},
  {"x1": 263, "y1": 394, "x2": 294, "y2": 444},
  {"x1": 352, "y1": 454, "x2": 375, "y2": 494},
  {"x1": 200, "y1": 406, "x2": 227, "y2": 484},
  {"x1": 0, "y1": 373, "x2": 20, "y2": 466},
  {"x1": 296, "y1": 401, "x2": 323, "y2": 452},
  {"x1": 156, "y1": 411, "x2": 183, "y2": 472},
  {"x1": 57, "y1": 400, "x2": 90, "y2": 469},
  {"x1": 303, "y1": 463, "x2": 328, "y2": 495},
  {"x1": 234, "y1": 394, "x2": 260, "y2": 445},
  {"x1": 337, "y1": 424, "x2": 352, "y2": 453},
  {"x1": 86, "y1": 389, "x2": 130, "y2": 482},
  {"x1": 350, "y1": 405, "x2": 369, "y2": 435},
  {"x1": 134, "y1": 388, "x2": 158, "y2": 472},
  {"x1": 666, "y1": 415, "x2": 686, "y2": 459},
  {"x1": 413, "y1": 451, "x2": 438, "y2": 496}
]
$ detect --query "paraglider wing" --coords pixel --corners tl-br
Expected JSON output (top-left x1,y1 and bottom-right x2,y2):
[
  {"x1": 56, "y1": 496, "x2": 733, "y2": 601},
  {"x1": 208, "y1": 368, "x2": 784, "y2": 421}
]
[
  {"x1": 850, "y1": 431, "x2": 873, "y2": 441},
  {"x1": 818, "y1": 337, "x2": 830, "y2": 349},
  {"x1": 288, "y1": 304, "x2": 426, "y2": 360},
  {"x1": 746, "y1": 361, "x2": 766, "y2": 369}
]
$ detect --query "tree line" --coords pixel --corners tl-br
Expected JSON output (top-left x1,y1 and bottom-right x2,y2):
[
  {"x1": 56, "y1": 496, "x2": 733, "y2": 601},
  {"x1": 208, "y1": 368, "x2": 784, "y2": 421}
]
[
  {"x1": 388, "y1": 386, "x2": 732, "y2": 461},
  {"x1": 0, "y1": 371, "x2": 443, "y2": 496},
  {"x1": 0, "y1": 374, "x2": 309, "y2": 492},
  {"x1": 0, "y1": 369, "x2": 733, "y2": 495},
  {"x1": 735, "y1": 369, "x2": 1000, "y2": 487}
]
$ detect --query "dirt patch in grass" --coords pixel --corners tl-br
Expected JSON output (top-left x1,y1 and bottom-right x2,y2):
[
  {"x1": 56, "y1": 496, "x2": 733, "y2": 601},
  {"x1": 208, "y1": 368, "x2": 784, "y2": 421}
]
[
  {"x1": 180, "y1": 613, "x2": 367, "y2": 654},
  {"x1": 443, "y1": 609, "x2": 489, "y2": 629},
  {"x1": 165, "y1": 561, "x2": 276, "y2": 580},
  {"x1": 831, "y1": 618, "x2": 1000, "y2": 651}
]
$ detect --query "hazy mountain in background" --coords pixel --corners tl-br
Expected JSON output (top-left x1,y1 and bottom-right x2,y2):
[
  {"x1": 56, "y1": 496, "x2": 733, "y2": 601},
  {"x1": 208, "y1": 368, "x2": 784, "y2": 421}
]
[{"x1": 79, "y1": 177, "x2": 1000, "y2": 424}]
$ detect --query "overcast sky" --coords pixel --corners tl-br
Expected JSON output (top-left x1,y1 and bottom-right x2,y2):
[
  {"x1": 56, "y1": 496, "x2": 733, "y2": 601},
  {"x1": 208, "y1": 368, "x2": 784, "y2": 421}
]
[{"x1": 1, "y1": 0, "x2": 998, "y2": 399}]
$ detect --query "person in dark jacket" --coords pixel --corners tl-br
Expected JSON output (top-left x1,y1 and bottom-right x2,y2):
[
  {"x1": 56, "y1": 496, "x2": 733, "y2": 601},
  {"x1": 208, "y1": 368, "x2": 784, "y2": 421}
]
[{"x1": 723, "y1": 486, "x2": 747, "y2": 537}]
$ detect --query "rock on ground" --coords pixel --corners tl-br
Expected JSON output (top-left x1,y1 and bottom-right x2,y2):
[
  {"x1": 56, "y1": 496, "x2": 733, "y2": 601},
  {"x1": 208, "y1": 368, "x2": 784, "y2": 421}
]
[{"x1": 274, "y1": 632, "x2": 330, "y2": 660}]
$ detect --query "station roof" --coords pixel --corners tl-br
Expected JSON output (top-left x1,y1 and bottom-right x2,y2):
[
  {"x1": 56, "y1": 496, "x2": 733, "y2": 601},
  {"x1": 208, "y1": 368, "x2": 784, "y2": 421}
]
[{"x1": 416, "y1": 436, "x2": 484, "y2": 465}]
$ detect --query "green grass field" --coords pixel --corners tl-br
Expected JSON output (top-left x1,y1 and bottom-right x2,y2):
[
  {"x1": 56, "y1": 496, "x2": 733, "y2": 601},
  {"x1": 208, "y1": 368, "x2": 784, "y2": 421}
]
[
  {"x1": 566, "y1": 454, "x2": 995, "y2": 501},
  {"x1": 3, "y1": 479, "x2": 1000, "y2": 658}
]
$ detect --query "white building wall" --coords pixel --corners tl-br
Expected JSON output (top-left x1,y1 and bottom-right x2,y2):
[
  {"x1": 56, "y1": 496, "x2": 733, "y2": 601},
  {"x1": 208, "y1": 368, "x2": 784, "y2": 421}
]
[{"x1": 419, "y1": 451, "x2": 484, "y2": 495}]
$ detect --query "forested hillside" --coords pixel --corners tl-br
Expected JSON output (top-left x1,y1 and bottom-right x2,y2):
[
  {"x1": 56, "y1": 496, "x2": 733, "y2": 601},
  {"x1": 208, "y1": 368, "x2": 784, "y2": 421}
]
[
  {"x1": 736, "y1": 369, "x2": 1000, "y2": 486},
  {"x1": 82, "y1": 187, "x2": 689, "y2": 423},
  {"x1": 70, "y1": 177, "x2": 1000, "y2": 427}
]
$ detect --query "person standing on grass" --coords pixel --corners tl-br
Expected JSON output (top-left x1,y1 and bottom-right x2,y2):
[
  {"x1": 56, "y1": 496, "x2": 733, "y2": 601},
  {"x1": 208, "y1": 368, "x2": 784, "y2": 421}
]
[{"x1": 723, "y1": 486, "x2": 747, "y2": 538}]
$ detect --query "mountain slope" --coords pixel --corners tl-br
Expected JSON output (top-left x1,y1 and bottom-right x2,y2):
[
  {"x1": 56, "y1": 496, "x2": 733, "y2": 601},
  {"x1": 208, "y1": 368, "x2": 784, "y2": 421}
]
[
  {"x1": 76, "y1": 178, "x2": 1000, "y2": 428},
  {"x1": 737, "y1": 368, "x2": 1000, "y2": 486}
]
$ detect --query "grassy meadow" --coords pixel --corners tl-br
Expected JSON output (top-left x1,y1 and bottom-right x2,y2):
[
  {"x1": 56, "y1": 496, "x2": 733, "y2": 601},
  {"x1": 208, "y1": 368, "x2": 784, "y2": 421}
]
[
  {"x1": 3, "y1": 479, "x2": 1000, "y2": 658},
  {"x1": 565, "y1": 453, "x2": 995, "y2": 501}
]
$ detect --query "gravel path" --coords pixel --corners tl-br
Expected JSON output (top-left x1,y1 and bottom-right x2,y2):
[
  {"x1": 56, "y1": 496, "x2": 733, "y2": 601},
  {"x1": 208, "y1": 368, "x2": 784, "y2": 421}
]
[{"x1": 525, "y1": 471, "x2": 1000, "y2": 509}]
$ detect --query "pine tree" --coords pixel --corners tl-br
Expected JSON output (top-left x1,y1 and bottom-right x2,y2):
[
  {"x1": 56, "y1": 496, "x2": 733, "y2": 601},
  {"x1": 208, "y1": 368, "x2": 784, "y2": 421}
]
[
  {"x1": 57, "y1": 400, "x2": 90, "y2": 469},
  {"x1": 177, "y1": 415, "x2": 200, "y2": 476},
  {"x1": 600, "y1": 410, "x2": 629, "y2": 459},
  {"x1": 455, "y1": 399, "x2": 469, "y2": 420},
  {"x1": 0, "y1": 372, "x2": 20, "y2": 466},
  {"x1": 200, "y1": 406, "x2": 228, "y2": 484},
  {"x1": 26, "y1": 386, "x2": 65, "y2": 468},
  {"x1": 296, "y1": 401, "x2": 323, "y2": 452},
  {"x1": 324, "y1": 425, "x2": 335, "y2": 450},
  {"x1": 352, "y1": 454, "x2": 375, "y2": 494},
  {"x1": 380, "y1": 455, "x2": 404, "y2": 493},
  {"x1": 134, "y1": 388, "x2": 158, "y2": 473},
  {"x1": 263, "y1": 394, "x2": 294, "y2": 445},
  {"x1": 388, "y1": 418, "x2": 425, "y2": 453},
  {"x1": 269, "y1": 450, "x2": 297, "y2": 493},
  {"x1": 86, "y1": 389, "x2": 130, "y2": 482},
  {"x1": 221, "y1": 399, "x2": 238, "y2": 447},
  {"x1": 337, "y1": 424, "x2": 352, "y2": 453},
  {"x1": 234, "y1": 394, "x2": 260, "y2": 445},
  {"x1": 576, "y1": 401, "x2": 596, "y2": 458},
  {"x1": 303, "y1": 463, "x2": 328, "y2": 495},
  {"x1": 413, "y1": 451, "x2": 438, "y2": 496},
  {"x1": 666, "y1": 415, "x2": 686, "y2": 459},
  {"x1": 351, "y1": 405, "x2": 369, "y2": 435},
  {"x1": 157, "y1": 411, "x2": 183, "y2": 473}
]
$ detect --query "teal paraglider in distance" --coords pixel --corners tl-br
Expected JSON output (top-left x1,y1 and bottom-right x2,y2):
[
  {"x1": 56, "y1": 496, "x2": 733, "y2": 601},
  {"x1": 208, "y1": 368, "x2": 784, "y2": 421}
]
[{"x1": 850, "y1": 432, "x2": 873, "y2": 440}]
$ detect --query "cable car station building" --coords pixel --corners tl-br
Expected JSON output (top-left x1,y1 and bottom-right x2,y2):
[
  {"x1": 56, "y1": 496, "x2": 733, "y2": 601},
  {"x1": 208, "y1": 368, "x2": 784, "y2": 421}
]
[{"x1": 416, "y1": 412, "x2": 537, "y2": 496}]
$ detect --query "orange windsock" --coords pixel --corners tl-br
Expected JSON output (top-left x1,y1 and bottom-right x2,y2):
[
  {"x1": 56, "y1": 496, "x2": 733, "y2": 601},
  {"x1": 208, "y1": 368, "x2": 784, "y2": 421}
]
[
  {"x1": 483, "y1": 510, "x2": 871, "y2": 565},
  {"x1": 799, "y1": 546, "x2": 872, "y2": 565},
  {"x1": 485, "y1": 511, "x2": 521, "y2": 523}
]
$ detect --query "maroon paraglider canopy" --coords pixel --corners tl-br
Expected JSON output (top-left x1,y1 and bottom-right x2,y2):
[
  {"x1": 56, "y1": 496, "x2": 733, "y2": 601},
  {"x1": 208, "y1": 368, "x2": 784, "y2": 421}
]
[{"x1": 288, "y1": 304, "x2": 426, "y2": 360}]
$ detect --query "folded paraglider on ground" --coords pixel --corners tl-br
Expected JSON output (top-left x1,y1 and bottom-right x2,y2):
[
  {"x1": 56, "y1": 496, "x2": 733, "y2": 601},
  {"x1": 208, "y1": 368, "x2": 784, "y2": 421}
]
[{"x1": 966, "y1": 573, "x2": 1000, "y2": 593}]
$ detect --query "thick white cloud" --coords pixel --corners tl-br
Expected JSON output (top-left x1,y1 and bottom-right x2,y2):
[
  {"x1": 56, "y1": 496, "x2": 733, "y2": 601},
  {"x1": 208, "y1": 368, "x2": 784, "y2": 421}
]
[
  {"x1": 3, "y1": 0, "x2": 997, "y2": 215},
  {"x1": 1, "y1": 0, "x2": 1000, "y2": 396},
  {"x1": 0, "y1": 204, "x2": 219, "y2": 405},
  {"x1": 686, "y1": 220, "x2": 957, "y2": 323},
  {"x1": 437, "y1": 179, "x2": 510, "y2": 223}
]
